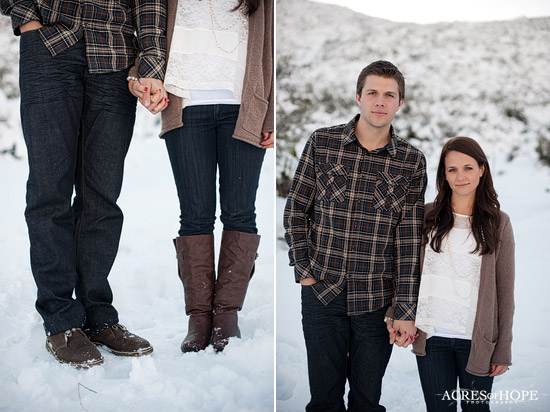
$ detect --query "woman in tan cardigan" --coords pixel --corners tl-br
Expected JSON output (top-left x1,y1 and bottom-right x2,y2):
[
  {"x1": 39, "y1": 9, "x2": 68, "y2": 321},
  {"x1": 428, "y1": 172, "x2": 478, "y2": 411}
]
[
  {"x1": 129, "y1": 0, "x2": 274, "y2": 353},
  {"x1": 387, "y1": 137, "x2": 515, "y2": 411}
]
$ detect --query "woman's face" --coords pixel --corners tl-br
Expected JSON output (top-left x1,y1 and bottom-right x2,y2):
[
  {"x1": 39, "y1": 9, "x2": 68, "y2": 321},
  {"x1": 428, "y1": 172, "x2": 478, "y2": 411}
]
[{"x1": 444, "y1": 150, "x2": 485, "y2": 200}]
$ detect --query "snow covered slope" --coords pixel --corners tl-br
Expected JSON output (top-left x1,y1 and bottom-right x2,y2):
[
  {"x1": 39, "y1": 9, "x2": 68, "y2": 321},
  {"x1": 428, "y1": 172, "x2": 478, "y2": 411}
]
[{"x1": 276, "y1": 0, "x2": 550, "y2": 194}]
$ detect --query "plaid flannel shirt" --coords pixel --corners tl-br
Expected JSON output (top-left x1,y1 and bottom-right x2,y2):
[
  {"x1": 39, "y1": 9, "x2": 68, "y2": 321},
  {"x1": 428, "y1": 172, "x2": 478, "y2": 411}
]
[
  {"x1": 283, "y1": 115, "x2": 427, "y2": 320},
  {"x1": 1, "y1": 0, "x2": 166, "y2": 78}
]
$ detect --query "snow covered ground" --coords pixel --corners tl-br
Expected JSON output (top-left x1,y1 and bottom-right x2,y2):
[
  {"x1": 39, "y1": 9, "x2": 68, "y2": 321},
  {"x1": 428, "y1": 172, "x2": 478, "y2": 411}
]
[
  {"x1": 0, "y1": 105, "x2": 276, "y2": 412},
  {"x1": 276, "y1": 150, "x2": 550, "y2": 411}
]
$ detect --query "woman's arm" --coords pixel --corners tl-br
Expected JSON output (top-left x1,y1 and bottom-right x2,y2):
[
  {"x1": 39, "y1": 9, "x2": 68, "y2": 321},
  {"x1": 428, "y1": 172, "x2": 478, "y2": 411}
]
[{"x1": 491, "y1": 215, "x2": 516, "y2": 369}]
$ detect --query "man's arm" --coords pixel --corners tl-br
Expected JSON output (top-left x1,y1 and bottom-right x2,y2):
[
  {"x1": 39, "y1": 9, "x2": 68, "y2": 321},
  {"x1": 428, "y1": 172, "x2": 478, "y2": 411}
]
[
  {"x1": 131, "y1": 0, "x2": 167, "y2": 81},
  {"x1": 130, "y1": 0, "x2": 168, "y2": 112},
  {"x1": 283, "y1": 134, "x2": 317, "y2": 283},
  {"x1": 393, "y1": 152, "x2": 427, "y2": 334},
  {"x1": 1, "y1": 0, "x2": 41, "y2": 35}
]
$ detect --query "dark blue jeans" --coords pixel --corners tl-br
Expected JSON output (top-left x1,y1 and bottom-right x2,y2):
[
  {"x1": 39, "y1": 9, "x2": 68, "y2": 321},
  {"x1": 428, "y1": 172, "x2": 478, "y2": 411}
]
[
  {"x1": 164, "y1": 104, "x2": 266, "y2": 236},
  {"x1": 301, "y1": 286, "x2": 393, "y2": 412},
  {"x1": 416, "y1": 337, "x2": 495, "y2": 412},
  {"x1": 19, "y1": 32, "x2": 136, "y2": 336}
]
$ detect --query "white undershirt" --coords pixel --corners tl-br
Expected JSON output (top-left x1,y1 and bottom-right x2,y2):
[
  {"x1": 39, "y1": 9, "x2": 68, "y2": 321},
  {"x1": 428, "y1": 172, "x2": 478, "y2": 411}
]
[
  {"x1": 415, "y1": 213, "x2": 482, "y2": 340},
  {"x1": 163, "y1": 0, "x2": 248, "y2": 107}
]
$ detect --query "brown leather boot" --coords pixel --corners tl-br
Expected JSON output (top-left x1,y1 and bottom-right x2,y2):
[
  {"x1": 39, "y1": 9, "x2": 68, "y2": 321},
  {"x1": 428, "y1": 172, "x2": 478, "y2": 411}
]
[
  {"x1": 174, "y1": 235, "x2": 215, "y2": 352},
  {"x1": 212, "y1": 230, "x2": 260, "y2": 352}
]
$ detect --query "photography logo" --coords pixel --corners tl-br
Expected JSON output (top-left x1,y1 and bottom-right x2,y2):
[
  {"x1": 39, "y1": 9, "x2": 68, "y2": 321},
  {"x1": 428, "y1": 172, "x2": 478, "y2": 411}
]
[{"x1": 440, "y1": 389, "x2": 540, "y2": 405}]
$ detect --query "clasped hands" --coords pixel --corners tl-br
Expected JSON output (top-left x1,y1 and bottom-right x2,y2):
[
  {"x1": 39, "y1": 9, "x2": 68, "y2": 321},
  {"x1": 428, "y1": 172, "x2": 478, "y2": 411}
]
[
  {"x1": 386, "y1": 318, "x2": 418, "y2": 348},
  {"x1": 129, "y1": 78, "x2": 168, "y2": 115}
]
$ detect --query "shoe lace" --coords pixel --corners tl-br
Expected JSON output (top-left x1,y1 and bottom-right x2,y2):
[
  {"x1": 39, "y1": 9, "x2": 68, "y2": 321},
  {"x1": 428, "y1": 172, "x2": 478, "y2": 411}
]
[{"x1": 64, "y1": 328, "x2": 79, "y2": 343}]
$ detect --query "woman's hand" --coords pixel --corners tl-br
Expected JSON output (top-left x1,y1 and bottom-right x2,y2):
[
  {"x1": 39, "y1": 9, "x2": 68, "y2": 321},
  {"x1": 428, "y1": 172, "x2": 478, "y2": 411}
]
[
  {"x1": 299, "y1": 277, "x2": 316, "y2": 286},
  {"x1": 391, "y1": 320, "x2": 419, "y2": 348},
  {"x1": 260, "y1": 132, "x2": 274, "y2": 149},
  {"x1": 489, "y1": 364, "x2": 509, "y2": 377},
  {"x1": 129, "y1": 78, "x2": 168, "y2": 115}
]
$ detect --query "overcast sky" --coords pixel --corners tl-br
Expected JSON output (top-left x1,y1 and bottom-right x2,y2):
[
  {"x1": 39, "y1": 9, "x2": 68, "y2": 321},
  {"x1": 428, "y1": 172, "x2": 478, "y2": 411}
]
[{"x1": 312, "y1": 0, "x2": 550, "y2": 24}]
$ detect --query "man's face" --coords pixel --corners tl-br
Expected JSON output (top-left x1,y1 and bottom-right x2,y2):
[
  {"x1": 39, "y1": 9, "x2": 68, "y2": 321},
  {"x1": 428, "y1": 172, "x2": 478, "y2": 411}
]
[{"x1": 356, "y1": 75, "x2": 403, "y2": 131}]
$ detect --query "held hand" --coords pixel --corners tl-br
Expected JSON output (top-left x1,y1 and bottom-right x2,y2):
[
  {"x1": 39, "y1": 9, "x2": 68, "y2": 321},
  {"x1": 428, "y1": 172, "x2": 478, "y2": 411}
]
[
  {"x1": 386, "y1": 318, "x2": 398, "y2": 344},
  {"x1": 394, "y1": 331, "x2": 415, "y2": 348},
  {"x1": 20, "y1": 21, "x2": 43, "y2": 33},
  {"x1": 489, "y1": 364, "x2": 509, "y2": 377},
  {"x1": 299, "y1": 278, "x2": 316, "y2": 286},
  {"x1": 260, "y1": 132, "x2": 274, "y2": 149},
  {"x1": 392, "y1": 320, "x2": 418, "y2": 348},
  {"x1": 129, "y1": 78, "x2": 168, "y2": 114}
]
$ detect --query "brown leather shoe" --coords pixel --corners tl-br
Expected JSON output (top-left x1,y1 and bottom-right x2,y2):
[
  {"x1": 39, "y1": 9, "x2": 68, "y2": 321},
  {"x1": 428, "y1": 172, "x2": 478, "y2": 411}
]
[
  {"x1": 90, "y1": 324, "x2": 153, "y2": 356},
  {"x1": 46, "y1": 328, "x2": 104, "y2": 368}
]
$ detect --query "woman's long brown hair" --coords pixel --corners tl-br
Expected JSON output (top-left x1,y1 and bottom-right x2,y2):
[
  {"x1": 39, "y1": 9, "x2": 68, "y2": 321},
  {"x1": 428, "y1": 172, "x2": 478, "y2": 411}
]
[
  {"x1": 233, "y1": 0, "x2": 260, "y2": 15},
  {"x1": 424, "y1": 137, "x2": 501, "y2": 255},
  {"x1": 200, "y1": 0, "x2": 260, "y2": 16}
]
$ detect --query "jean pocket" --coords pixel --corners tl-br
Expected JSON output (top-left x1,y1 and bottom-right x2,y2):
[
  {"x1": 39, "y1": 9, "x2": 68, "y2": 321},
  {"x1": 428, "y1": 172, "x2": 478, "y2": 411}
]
[
  {"x1": 19, "y1": 28, "x2": 48, "y2": 60},
  {"x1": 373, "y1": 171, "x2": 409, "y2": 213},
  {"x1": 315, "y1": 163, "x2": 348, "y2": 203}
]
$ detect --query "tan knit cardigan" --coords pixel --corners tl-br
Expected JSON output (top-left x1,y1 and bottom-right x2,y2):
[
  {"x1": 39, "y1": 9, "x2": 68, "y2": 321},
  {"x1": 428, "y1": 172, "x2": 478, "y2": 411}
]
[
  {"x1": 130, "y1": 0, "x2": 274, "y2": 146},
  {"x1": 388, "y1": 202, "x2": 515, "y2": 377}
]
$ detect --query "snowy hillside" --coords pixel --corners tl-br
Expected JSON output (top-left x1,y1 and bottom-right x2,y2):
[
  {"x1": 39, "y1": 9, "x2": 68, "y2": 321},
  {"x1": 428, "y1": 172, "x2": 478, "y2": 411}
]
[
  {"x1": 0, "y1": 18, "x2": 275, "y2": 412},
  {"x1": 276, "y1": 0, "x2": 550, "y2": 194}
]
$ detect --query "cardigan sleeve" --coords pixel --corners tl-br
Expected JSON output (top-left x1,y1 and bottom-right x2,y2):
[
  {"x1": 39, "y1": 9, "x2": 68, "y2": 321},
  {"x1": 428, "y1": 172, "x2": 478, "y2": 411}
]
[{"x1": 490, "y1": 214, "x2": 515, "y2": 365}]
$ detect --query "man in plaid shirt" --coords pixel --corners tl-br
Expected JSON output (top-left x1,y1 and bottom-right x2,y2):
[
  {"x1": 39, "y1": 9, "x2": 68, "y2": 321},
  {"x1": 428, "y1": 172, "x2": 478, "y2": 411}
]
[
  {"x1": 284, "y1": 61, "x2": 427, "y2": 410},
  {"x1": 1, "y1": 0, "x2": 166, "y2": 367}
]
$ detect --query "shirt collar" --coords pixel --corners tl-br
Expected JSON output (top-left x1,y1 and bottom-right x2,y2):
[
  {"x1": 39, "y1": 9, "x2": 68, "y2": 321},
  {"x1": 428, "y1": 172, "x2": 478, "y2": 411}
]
[{"x1": 343, "y1": 114, "x2": 398, "y2": 157}]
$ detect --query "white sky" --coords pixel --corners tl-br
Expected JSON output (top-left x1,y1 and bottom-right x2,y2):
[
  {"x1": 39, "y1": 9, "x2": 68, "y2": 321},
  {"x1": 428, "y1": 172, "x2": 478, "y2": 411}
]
[{"x1": 312, "y1": 0, "x2": 550, "y2": 24}]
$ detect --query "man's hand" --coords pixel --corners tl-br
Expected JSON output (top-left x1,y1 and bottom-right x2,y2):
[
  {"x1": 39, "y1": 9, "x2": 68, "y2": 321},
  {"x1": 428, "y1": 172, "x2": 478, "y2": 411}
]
[
  {"x1": 386, "y1": 318, "x2": 398, "y2": 344},
  {"x1": 299, "y1": 278, "x2": 316, "y2": 286},
  {"x1": 20, "y1": 21, "x2": 43, "y2": 33},
  {"x1": 392, "y1": 320, "x2": 418, "y2": 348},
  {"x1": 260, "y1": 132, "x2": 274, "y2": 149},
  {"x1": 129, "y1": 77, "x2": 168, "y2": 114}
]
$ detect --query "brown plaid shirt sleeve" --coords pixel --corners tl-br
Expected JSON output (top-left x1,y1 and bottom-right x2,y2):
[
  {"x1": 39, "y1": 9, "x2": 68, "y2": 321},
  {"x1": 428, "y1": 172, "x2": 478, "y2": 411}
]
[
  {"x1": 283, "y1": 132, "x2": 317, "y2": 282},
  {"x1": 1, "y1": 0, "x2": 41, "y2": 34},
  {"x1": 132, "y1": 0, "x2": 166, "y2": 79},
  {"x1": 1, "y1": 0, "x2": 166, "y2": 78},
  {"x1": 284, "y1": 115, "x2": 427, "y2": 319}
]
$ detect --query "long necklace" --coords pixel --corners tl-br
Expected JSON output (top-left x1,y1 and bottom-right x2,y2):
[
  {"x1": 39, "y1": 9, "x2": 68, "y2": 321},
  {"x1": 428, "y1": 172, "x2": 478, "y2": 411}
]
[
  {"x1": 445, "y1": 232, "x2": 474, "y2": 300},
  {"x1": 208, "y1": 0, "x2": 248, "y2": 54}
]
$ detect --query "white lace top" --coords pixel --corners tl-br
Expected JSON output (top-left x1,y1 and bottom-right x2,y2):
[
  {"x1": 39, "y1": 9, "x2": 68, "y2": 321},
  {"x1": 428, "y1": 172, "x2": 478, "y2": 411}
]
[
  {"x1": 163, "y1": 0, "x2": 249, "y2": 107},
  {"x1": 415, "y1": 213, "x2": 482, "y2": 340}
]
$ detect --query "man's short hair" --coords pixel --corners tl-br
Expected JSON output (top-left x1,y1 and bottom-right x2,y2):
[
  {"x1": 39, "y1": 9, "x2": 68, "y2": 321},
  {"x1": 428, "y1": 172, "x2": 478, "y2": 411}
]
[{"x1": 356, "y1": 60, "x2": 405, "y2": 101}]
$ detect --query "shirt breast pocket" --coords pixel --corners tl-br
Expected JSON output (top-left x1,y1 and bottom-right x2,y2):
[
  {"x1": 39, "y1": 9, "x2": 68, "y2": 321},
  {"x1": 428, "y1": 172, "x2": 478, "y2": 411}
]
[
  {"x1": 315, "y1": 163, "x2": 348, "y2": 203},
  {"x1": 373, "y1": 171, "x2": 409, "y2": 213}
]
